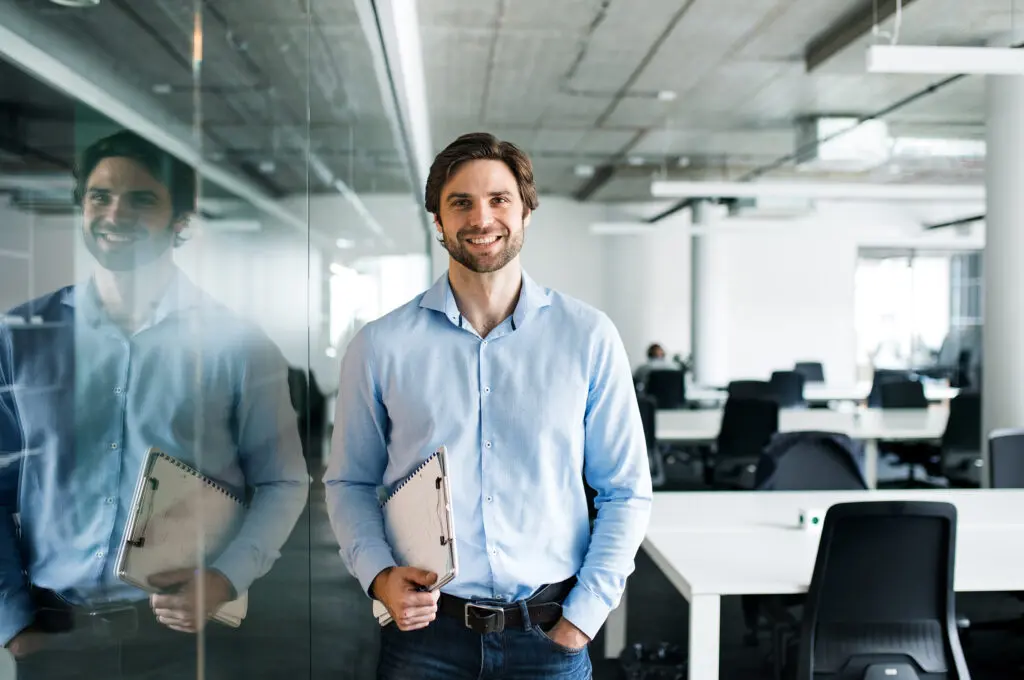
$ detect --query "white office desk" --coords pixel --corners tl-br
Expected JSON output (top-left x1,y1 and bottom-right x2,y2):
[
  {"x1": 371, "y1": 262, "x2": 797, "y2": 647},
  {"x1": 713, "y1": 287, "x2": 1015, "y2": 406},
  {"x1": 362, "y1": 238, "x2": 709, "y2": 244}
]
[
  {"x1": 656, "y1": 406, "x2": 949, "y2": 489},
  {"x1": 605, "y1": 490, "x2": 1024, "y2": 680}
]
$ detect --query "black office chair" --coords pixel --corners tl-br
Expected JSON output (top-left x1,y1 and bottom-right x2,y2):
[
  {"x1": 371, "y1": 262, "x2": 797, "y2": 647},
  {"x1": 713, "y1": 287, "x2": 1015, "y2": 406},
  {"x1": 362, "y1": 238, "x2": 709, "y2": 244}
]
[
  {"x1": 793, "y1": 501, "x2": 971, "y2": 680},
  {"x1": 728, "y1": 380, "x2": 775, "y2": 401},
  {"x1": 708, "y1": 397, "x2": 779, "y2": 489},
  {"x1": 769, "y1": 370, "x2": 806, "y2": 408},
  {"x1": 755, "y1": 432, "x2": 867, "y2": 492},
  {"x1": 879, "y1": 379, "x2": 929, "y2": 409},
  {"x1": 877, "y1": 379, "x2": 936, "y2": 486},
  {"x1": 866, "y1": 369, "x2": 918, "y2": 407},
  {"x1": 989, "y1": 428, "x2": 1024, "y2": 488},
  {"x1": 794, "y1": 361, "x2": 825, "y2": 383},
  {"x1": 938, "y1": 392, "x2": 982, "y2": 487},
  {"x1": 643, "y1": 368, "x2": 687, "y2": 409}
]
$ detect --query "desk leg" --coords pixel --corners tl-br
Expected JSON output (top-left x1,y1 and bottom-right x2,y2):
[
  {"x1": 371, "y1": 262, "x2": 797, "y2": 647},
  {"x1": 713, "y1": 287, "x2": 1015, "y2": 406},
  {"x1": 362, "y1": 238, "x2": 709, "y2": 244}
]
[
  {"x1": 688, "y1": 594, "x2": 721, "y2": 680},
  {"x1": 604, "y1": 585, "x2": 626, "y2": 659},
  {"x1": 864, "y1": 439, "x2": 878, "y2": 489}
]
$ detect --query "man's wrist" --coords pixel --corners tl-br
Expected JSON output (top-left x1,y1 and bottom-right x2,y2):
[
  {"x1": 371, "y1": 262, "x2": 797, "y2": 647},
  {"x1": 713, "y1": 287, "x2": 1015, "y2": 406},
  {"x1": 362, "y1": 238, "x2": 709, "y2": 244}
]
[{"x1": 370, "y1": 567, "x2": 393, "y2": 599}]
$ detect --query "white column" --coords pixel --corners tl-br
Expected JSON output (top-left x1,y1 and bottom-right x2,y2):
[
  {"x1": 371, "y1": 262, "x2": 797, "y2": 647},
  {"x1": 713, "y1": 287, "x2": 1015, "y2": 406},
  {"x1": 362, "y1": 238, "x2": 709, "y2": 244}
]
[
  {"x1": 983, "y1": 58, "x2": 1024, "y2": 483},
  {"x1": 690, "y1": 203, "x2": 730, "y2": 387}
]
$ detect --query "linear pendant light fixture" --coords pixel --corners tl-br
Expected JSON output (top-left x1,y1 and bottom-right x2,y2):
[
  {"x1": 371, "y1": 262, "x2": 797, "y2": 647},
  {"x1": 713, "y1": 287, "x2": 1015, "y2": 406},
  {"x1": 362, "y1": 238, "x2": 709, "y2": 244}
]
[
  {"x1": 650, "y1": 180, "x2": 984, "y2": 202},
  {"x1": 867, "y1": 44, "x2": 1024, "y2": 75}
]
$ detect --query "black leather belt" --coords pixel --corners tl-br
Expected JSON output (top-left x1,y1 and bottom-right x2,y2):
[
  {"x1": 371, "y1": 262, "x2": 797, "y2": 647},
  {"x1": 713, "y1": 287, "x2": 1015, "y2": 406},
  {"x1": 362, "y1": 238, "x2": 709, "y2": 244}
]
[{"x1": 437, "y1": 578, "x2": 575, "y2": 634}]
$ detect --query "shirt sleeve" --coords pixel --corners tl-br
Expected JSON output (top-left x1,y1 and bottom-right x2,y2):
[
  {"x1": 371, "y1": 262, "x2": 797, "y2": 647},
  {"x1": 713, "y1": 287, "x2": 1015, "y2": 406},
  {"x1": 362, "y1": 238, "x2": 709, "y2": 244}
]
[
  {"x1": 0, "y1": 325, "x2": 34, "y2": 645},
  {"x1": 561, "y1": 313, "x2": 653, "y2": 639},
  {"x1": 211, "y1": 335, "x2": 310, "y2": 595},
  {"x1": 322, "y1": 326, "x2": 396, "y2": 597}
]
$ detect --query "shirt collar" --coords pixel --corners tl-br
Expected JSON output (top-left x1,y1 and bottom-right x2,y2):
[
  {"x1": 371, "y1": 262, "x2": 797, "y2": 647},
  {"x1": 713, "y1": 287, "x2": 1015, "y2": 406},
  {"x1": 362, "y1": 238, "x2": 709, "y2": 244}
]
[
  {"x1": 62, "y1": 269, "x2": 204, "y2": 327},
  {"x1": 420, "y1": 270, "x2": 552, "y2": 330}
]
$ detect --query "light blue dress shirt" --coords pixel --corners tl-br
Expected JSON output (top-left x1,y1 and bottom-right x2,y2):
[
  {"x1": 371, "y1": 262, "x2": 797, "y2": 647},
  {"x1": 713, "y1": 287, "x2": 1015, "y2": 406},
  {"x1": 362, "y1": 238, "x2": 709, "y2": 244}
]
[
  {"x1": 324, "y1": 272, "x2": 652, "y2": 639},
  {"x1": 0, "y1": 272, "x2": 309, "y2": 645}
]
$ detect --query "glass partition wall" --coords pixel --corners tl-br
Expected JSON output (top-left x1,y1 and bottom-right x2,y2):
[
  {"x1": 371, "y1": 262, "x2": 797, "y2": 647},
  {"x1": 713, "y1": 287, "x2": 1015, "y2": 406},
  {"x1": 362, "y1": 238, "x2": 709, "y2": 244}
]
[{"x1": 0, "y1": 1, "x2": 425, "y2": 677}]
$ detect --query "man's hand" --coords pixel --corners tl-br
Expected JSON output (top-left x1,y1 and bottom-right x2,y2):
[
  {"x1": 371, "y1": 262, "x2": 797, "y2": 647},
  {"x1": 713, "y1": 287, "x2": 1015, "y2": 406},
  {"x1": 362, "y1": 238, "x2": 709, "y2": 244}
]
[
  {"x1": 372, "y1": 567, "x2": 440, "y2": 632},
  {"x1": 148, "y1": 568, "x2": 235, "y2": 633},
  {"x1": 5, "y1": 625, "x2": 46, "y2": 659},
  {"x1": 543, "y1": 618, "x2": 590, "y2": 651}
]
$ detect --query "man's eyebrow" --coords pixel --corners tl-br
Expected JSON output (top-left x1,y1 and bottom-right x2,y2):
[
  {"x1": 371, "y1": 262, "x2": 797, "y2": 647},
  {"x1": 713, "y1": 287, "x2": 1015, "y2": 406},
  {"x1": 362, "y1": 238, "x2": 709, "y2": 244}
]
[
  {"x1": 446, "y1": 192, "x2": 471, "y2": 203},
  {"x1": 489, "y1": 190, "x2": 512, "y2": 198}
]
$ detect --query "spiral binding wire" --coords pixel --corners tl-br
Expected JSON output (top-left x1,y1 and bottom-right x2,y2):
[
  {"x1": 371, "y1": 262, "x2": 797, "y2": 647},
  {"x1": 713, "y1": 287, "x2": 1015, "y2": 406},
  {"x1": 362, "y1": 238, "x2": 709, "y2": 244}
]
[
  {"x1": 153, "y1": 450, "x2": 244, "y2": 504},
  {"x1": 381, "y1": 449, "x2": 441, "y2": 509}
]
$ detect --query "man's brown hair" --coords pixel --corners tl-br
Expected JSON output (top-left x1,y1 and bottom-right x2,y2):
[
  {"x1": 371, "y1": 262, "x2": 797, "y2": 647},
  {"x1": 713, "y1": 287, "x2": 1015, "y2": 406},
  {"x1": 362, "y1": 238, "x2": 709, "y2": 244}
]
[{"x1": 425, "y1": 132, "x2": 539, "y2": 219}]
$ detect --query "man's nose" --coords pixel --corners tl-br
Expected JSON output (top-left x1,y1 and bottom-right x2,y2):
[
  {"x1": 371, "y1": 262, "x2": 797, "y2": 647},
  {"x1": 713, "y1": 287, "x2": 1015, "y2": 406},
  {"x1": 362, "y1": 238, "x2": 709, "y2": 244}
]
[
  {"x1": 107, "y1": 196, "x2": 136, "y2": 224},
  {"x1": 470, "y1": 202, "x2": 495, "y2": 227}
]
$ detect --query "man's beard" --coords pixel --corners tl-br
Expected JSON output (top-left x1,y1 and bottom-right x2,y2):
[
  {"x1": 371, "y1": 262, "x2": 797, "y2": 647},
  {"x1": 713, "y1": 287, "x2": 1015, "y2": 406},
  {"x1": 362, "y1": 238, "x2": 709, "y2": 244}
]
[
  {"x1": 441, "y1": 223, "x2": 524, "y2": 274},
  {"x1": 84, "y1": 218, "x2": 175, "y2": 272}
]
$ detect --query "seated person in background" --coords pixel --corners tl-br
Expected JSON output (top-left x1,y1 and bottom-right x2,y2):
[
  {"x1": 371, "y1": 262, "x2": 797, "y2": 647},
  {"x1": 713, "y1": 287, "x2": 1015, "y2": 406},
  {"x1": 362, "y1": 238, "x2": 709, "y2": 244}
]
[
  {"x1": 633, "y1": 342, "x2": 677, "y2": 388},
  {"x1": 0, "y1": 130, "x2": 309, "y2": 678}
]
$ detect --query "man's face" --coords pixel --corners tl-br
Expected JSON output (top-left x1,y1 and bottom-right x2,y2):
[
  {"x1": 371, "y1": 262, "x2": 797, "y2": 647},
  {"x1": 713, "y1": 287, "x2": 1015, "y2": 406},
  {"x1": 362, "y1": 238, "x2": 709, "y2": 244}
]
[
  {"x1": 81, "y1": 156, "x2": 181, "y2": 272},
  {"x1": 435, "y1": 159, "x2": 530, "y2": 274}
]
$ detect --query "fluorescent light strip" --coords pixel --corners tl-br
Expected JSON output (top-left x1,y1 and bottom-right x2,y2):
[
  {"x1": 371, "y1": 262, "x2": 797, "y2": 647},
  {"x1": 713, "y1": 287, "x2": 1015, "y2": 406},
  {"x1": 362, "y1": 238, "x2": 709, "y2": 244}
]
[
  {"x1": 651, "y1": 180, "x2": 984, "y2": 202},
  {"x1": 867, "y1": 44, "x2": 1024, "y2": 75}
]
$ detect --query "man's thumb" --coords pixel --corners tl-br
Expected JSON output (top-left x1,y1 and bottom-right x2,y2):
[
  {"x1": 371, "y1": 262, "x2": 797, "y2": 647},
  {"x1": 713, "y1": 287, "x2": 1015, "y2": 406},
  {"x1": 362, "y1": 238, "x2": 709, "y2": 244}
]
[{"x1": 407, "y1": 568, "x2": 438, "y2": 587}]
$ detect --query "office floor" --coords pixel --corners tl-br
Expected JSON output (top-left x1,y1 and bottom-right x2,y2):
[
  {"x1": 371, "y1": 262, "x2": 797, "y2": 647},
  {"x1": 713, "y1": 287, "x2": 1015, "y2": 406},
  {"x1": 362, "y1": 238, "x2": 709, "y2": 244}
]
[{"x1": 218, "y1": 464, "x2": 1023, "y2": 680}]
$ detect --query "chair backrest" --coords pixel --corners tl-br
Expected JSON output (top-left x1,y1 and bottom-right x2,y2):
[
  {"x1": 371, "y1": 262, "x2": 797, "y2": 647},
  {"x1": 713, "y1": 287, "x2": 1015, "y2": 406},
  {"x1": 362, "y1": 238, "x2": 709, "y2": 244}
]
[
  {"x1": 755, "y1": 432, "x2": 867, "y2": 491},
  {"x1": 727, "y1": 379, "x2": 774, "y2": 400},
  {"x1": 716, "y1": 397, "x2": 779, "y2": 461},
  {"x1": 794, "y1": 361, "x2": 825, "y2": 383},
  {"x1": 989, "y1": 428, "x2": 1024, "y2": 488},
  {"x1": 797, "y1": 501, "x2": 969, "y2": 680},
  {"x1": 941, "y1": 391, "x2": 981, "y2": 452},
  {"x1": 769, "y1": 370, "x2": 806, "y2": 408},
  {"x1": 866, "y1": 369, "x2": 916, "y2": 407},
  {"x1": 636, "y1": 393, "x2": 657, "y2": 451},
  {"x1": 879, "y1": 379, "x2": 928, "y2": 409},
  {"x1": 644, "y1": 369, "x2": 686, "y2": 409}
]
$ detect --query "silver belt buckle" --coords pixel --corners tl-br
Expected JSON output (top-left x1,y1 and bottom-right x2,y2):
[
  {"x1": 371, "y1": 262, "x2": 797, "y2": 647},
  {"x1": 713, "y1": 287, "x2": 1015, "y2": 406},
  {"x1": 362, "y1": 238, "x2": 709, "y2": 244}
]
[
  {"x1": 84, "y1": 603, "x2": 139, "y2": 638},
  {"x1": 464, "y1": 602, "x2": 506, "y2": 634}
]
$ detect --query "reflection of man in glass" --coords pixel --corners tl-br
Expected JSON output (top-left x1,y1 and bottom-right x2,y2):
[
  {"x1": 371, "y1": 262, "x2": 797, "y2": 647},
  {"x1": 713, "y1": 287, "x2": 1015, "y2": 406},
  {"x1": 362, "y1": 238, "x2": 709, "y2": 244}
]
[{"x1": 0, "y1": 130, "x2": 309, "y2": 675}]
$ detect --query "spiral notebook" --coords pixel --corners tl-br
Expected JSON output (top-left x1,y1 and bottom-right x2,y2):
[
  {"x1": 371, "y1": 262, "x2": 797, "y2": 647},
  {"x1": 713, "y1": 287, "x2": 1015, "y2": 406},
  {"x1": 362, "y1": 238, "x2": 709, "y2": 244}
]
[
  {"x1": 115, "y1": 448, "x2": 249, "y2": 628},
  {"x1": 372, "y1": 446, "x2": 458, "y2": 627}
]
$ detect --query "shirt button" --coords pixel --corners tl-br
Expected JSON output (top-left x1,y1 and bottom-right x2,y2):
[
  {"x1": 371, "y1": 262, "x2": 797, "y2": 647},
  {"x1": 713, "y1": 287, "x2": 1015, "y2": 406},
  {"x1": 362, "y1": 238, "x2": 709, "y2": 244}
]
[
  {"x1": 484, "y1": 441, "x2": 492, "y2": 449},
  {"x1": 490, "y1": 548, "x2": 497, "y2": 556},
  {"x1": 481, "y1": 340, "x2": 488, "y2": 346},
  {"x1": 106, "y1": 497, "x2": 115, "y2": 504},
  {"x1": 95, "y1": 551, "x2": 104, "y2": 559},
  {"x1": 114, "y1": 387, "x2": 123, "y2": 395},
  {"x1": 484, "y1": 386, "x2": 491, "y2": 394},
  {"x1": 110, "y1": 443, "x2": 118, "y2": 450},
  {"x1": 486, "y1": 495, "x2": 493, "y2": 503}
]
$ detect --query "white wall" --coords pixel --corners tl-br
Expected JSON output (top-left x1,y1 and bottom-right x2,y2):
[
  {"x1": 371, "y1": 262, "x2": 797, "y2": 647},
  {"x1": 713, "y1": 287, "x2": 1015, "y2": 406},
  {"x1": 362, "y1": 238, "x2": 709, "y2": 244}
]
[{"x1": 715, "y1": 202, "x2": 984, "y2": 385}]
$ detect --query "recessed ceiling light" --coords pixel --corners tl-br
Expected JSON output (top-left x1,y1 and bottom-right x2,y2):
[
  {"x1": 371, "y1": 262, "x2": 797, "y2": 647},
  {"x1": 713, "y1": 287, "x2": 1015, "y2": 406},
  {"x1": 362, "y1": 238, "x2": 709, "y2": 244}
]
[
  {"x1": 627, "y1": 156, "x2": 645, "y2": 166},
  {"x1": 258, "y1": 160, "x2": 276, "y2": 174},
  {"x1": 676, "y1": 156, "x2": 691, "y2": 168},
  {"x1": 335, "y1": 238, "x2": 356, "y2": 249},
  {"x1": 49, "y1": 0, "x2": 100, "y2": 7},
  {"x1": 657, "y1": 90, "x2": 678, "y2": 102},
  {"x1": 573, "y1": 164, "x2": 595, "y2": 178},
  {"x1": 152, "y1": 84, "x2": 173, "y2": 95}
]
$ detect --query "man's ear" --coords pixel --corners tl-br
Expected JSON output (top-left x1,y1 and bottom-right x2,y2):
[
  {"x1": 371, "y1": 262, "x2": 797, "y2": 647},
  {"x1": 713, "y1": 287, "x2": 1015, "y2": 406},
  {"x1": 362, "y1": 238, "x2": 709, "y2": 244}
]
[
  {"x1": 433, "y1": 214, "x2": 444, "y2": 240},
  {"x1": 523, "y1": 210, "x2": 532, "y2": 228}
]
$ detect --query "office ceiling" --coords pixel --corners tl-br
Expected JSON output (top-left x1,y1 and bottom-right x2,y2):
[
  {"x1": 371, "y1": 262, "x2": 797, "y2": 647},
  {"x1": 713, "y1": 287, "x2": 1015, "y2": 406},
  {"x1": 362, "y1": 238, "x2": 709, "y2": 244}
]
[{"x1": 0, "y1": 0, "x2": 1014, "y2": 211}]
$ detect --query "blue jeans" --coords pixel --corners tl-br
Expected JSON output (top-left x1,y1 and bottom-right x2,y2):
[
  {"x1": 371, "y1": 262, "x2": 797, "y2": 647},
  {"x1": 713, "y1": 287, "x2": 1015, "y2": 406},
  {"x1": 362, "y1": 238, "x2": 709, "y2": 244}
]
[{"x1": 377, "y1": 611, "x2": 592, "y2": 680}]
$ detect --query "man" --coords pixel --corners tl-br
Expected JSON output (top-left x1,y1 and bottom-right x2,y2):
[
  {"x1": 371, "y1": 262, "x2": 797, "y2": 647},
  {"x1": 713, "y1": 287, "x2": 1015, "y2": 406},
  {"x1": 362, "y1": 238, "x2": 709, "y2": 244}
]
[
  {"x1": 325, "y1": 132, "x2": 652, "y2": 679},
  {"x1": 0, "y1": 130, "x2": 309, "y2": 676},
  {"x1": 633, "y1": 342, "x2": 680, "y2": 391}
]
